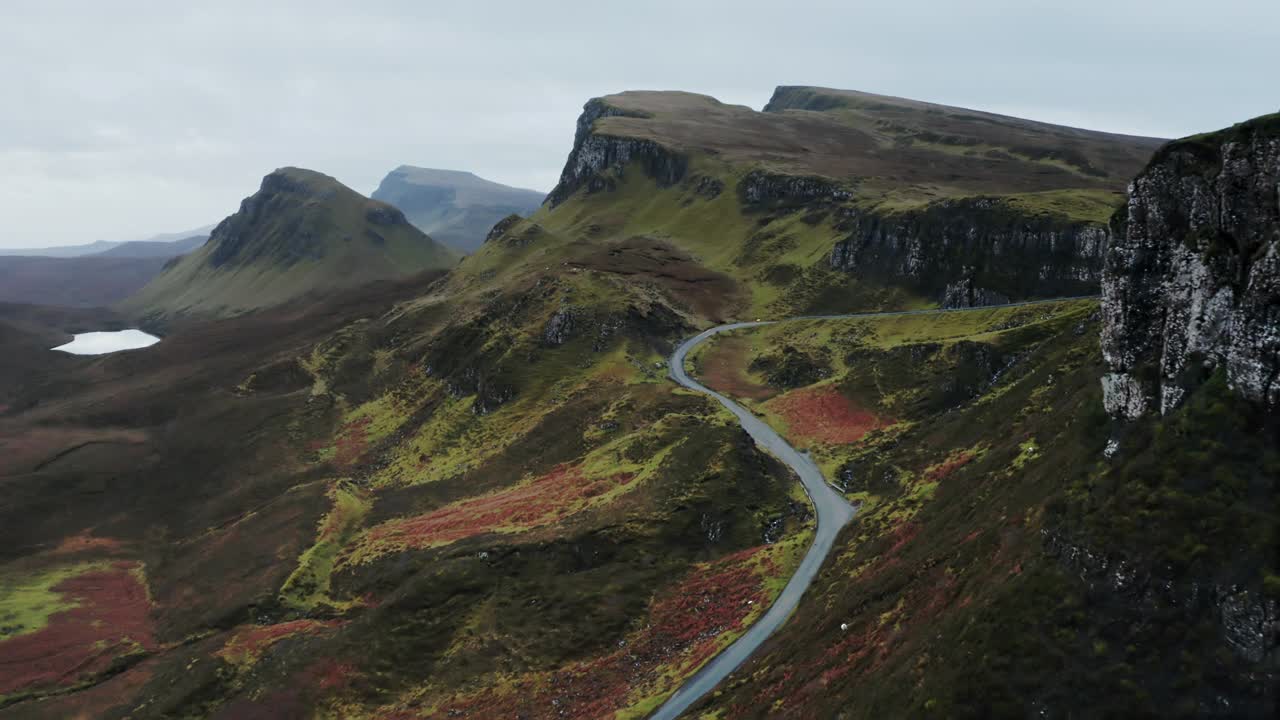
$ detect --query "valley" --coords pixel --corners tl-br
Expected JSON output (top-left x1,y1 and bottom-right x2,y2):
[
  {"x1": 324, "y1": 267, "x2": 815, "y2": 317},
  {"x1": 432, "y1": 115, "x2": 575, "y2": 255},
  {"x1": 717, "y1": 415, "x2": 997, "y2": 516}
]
[{"x1": 0, "y1": 80, "x2": 1275, "y2": 720}]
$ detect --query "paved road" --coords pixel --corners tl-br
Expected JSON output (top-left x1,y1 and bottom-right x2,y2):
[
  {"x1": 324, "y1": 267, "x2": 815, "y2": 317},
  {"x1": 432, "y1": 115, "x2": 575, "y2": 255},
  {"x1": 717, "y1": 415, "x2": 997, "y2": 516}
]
[{"x1": 649, "y1": 297, "x2": 1097, "y2": 719}]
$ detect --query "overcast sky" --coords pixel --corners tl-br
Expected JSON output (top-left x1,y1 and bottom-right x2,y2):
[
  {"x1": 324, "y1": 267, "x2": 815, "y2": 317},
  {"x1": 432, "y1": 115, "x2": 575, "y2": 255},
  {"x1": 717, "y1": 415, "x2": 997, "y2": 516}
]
[{"x1": 2, "y1": 0, "x2": 1276, "y2": 248}]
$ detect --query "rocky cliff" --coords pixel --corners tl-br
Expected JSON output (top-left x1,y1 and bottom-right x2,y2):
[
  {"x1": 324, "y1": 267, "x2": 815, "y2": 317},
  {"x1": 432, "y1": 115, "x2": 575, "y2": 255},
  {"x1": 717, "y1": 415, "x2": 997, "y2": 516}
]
[
  {"x1": 1101, "y1": 113, "x2": 1280, "y2": 419},
  {"x1": 544, "y1": 98, "x2": 688, "y2": 208},
  {"x1": 828, "y1": 197, "x2": 1108, "y2": 306}
]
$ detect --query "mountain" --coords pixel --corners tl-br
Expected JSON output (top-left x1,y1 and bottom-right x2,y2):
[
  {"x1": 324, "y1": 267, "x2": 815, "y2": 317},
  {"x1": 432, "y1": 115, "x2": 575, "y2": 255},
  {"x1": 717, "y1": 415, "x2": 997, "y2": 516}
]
[
  {"x1": 528, "y1": 88, "x2": 1165, "y2": 316},
  {"x1": 0, "y1": 255, "x2": 170, "y2": 307},
  {"x1": 0, "y1": 239, "x2": 124, "y2": 257},
  {"x1": 121, "y1": 167, "x2": 459, "y2": 321},
  {"x1": 1, "y1": 90, "x2": 1275, "y2": 720},
  {"x1": 95, "y1": 234, "x2": 208, "y2": 258},
  {"x1": 370, "y1": 166, "x2": 544, "y2": 253},
  {"x1": 0, "y1": 225, "x2": 215, "y2": 258},
  {"x1": 0, "y1": 234, "x2": 209, "y2": 308}
]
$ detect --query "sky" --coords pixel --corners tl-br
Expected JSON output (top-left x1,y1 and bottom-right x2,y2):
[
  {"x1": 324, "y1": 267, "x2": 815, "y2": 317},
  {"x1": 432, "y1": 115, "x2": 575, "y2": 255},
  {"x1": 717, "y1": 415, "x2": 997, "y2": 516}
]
[{"x1": 2, "y1": 0, "x2": 1277, "y2": 248}]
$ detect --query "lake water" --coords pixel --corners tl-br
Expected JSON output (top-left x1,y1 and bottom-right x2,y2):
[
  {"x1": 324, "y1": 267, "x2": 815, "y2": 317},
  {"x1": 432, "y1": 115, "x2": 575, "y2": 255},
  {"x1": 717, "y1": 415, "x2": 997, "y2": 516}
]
[{"x1": 52, "y1": 329, "x2": 161, "y2": 355}]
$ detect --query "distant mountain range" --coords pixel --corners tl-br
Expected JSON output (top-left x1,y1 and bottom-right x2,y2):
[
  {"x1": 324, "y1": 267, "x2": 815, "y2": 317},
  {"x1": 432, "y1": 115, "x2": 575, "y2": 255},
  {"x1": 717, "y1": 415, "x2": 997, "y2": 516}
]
[
  {"x1": 96, "y1": 234, "x2": 209, "y2": 258},
  {"x1": 371, "y1": 166, "x2": 544, "y2": 253},
  {"x1": 0, "y1": 225, "x2": 215, "y2": 258}
]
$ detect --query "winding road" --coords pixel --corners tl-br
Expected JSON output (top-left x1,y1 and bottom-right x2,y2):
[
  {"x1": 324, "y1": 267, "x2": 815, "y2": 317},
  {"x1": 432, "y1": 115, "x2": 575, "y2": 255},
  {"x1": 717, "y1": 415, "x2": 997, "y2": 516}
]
[{"x1": 649, "y1": 297, "x2": 1096, "y2": 720}]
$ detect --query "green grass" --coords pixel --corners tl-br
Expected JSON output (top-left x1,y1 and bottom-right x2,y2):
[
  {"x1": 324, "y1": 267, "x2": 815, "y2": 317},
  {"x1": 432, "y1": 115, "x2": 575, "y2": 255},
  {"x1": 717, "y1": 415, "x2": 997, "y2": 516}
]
[
  {"x1": 278, "y1": 481, "x2": 371, "y2": 612},
  {"x1": 0, "y1": 562, "x2": 103, "y2": 640}
]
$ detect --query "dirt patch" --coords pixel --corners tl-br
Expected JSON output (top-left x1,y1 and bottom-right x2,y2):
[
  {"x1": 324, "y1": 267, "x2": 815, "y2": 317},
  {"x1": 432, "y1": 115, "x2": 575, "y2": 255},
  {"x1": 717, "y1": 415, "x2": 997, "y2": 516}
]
[
  {"x1": 569, "y1": 237, "x2": 744, "y2": 321},
  {"x1": 697, "y1": 336, "x2": 777, "y2": 401},
  {"x1": 0, "y1": 561, "x2": 155, "y2": 696},
  {"x1": 767, "y1": 386, "x2": 890, "y2": 445}
]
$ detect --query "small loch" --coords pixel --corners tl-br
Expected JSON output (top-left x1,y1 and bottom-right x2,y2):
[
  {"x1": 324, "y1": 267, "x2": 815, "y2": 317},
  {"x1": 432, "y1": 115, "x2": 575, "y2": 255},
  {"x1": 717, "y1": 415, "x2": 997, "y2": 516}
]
[{"x1": 52, "y1": 329, "x2": 161, "y2": 355}]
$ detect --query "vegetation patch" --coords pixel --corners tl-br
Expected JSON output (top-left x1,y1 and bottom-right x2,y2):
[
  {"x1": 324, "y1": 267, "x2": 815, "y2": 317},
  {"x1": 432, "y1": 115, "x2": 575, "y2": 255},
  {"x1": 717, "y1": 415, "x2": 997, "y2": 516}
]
[
  {"x1": 216, "y1": 619, "x2": 344, "y2": 668},
  {"x1": 409, "y1": 543, "x2": 791, "y2": 719},
  {"x1": 765, "y1": 385, "x2": 891, "y2": 446},
  {"x1": 0, "y1": 561, "x2": 155, "y2": 698},
  {"x1": 278, "y1": 481, "x2": 371, "y2": 612},
  {"x1": 343, "y1": 464, "x2": 637, "y2": 564}
]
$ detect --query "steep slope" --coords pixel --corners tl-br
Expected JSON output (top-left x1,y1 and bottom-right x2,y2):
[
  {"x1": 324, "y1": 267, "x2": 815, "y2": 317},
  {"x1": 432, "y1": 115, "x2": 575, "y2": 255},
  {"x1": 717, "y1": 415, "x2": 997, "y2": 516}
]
[
  {"x1": 121, "y1": 168, "x2": 458, "y2": 321},
  {"x1": 95, "y1": 234, "x2": 208, "y2": 258},
  {"x1": 1102, "y1": 112, "x2": 1280, "y2": 418},
  {"x1": 0, "y1": 256, "x2": 169, "y2": 307},
  {"x1": 672, "y1": 113, "x2": 1279, "y2": 719},
  {"x1": 537, "y1": 88, "x2": 1164, "y2": 313},
  {"x1": 371, "y1": 166, "x2": 544, "y2": 253}
]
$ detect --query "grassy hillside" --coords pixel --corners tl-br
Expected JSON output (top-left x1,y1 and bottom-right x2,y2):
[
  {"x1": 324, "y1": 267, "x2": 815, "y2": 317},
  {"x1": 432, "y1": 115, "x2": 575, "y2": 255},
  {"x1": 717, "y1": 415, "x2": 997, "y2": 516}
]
[
  {"x1": 0, "y1": 223, "x2": 813, "y2": 717},
  {"x1": 527, "y1": 88, "x2": 1164, "y2": 317},
  {"x1": 121, "y1": 168, "x2": 458, "y2": 321},
  {"x1": 678, "y1": 302, "x2": 1277, "y2": 718},
  {"x1": 5, "y1": 90, "x2": 1269, "y2": 720},
  {"x1": 371, "y1": 166, "x2": 544, "y2": 253},
  {"x1": 589, "y1": 88, "x2": 1161, "y2": 211}
]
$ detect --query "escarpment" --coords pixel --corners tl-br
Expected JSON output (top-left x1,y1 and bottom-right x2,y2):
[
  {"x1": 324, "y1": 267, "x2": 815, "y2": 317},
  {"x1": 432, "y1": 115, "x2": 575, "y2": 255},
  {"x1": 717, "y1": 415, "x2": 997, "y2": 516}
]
[
  {"x1": 544, "y1": 88, "x2": 1158, "y2": 308},
  {"x1": 545, "y1": 98, "x2": 688, "y2": 208},
  {"x1": 828, "y1": 197, "x2": 1109, "y2": 306},
  {"x1": 1101, "y1": 113, "x2": 1280, "y2": 419}
]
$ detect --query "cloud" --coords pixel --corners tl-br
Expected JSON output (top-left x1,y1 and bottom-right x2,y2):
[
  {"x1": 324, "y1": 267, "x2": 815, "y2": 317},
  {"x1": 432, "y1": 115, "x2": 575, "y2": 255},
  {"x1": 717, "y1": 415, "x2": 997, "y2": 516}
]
[{"x1": 1, "y1": 0, "x2": 1276, "y2": 246}]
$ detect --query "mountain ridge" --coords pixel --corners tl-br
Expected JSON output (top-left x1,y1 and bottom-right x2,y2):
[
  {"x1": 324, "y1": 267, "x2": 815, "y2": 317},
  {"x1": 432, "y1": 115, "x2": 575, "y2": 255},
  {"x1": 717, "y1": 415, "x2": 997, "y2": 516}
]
[{"x1": 121, "y1": 167, "x2": 458, "y2": 321}]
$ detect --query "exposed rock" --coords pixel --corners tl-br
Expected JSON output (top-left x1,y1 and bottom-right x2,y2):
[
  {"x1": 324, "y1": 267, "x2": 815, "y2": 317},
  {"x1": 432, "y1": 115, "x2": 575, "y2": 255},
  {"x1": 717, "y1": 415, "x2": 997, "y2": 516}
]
[
  {"x1": 1043, "y1": 527, "x2": 1280, "y2": 667},
  {"x1": 739, "y1": 171, "x2": 853, "y2": 206},
  {"x1": 1101, "y1": 114, "x2": 1280, "y2": 419},
  {"x1": 545, "y1": 99, "x2": 688, "y2": 208},
  {"x1": 692, "y1": 175, "x2": 724, "y2": 199},
  {"x1": 542, "y1": 307, "x2": 578, "y2": 347},
  {"x1": 830, "y1": 197, "x2": 1109, "y2": 304},
  {"x1": 940, "y1": 277, "x2": 1013, "y2": 309},
  {"x1": 484, "y1": 213, "x2": 523, "y2": 244}
]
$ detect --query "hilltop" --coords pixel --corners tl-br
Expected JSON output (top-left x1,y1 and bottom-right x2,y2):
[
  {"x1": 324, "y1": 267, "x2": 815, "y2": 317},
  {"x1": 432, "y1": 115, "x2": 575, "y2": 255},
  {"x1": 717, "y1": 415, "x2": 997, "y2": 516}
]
[
  {"x1": 477, "y1": 87, "x2": 1164, "y2": 319},
  {"x1": 371, "y1": 166, "x2": 544, "y2": 253},
  {"x1": 121, "y1": 168, "x2": 458, "y2": 321}
]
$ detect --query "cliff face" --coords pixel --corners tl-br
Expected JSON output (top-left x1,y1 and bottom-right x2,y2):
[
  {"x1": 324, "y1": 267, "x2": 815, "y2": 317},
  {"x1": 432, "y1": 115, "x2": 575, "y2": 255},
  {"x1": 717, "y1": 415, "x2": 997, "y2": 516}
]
[
  {"x1": 1101, "y1": 114, "x2": 1280, "y2": 419},
  {"x1": 828, "y1": 198, "x2": 1108, "y2": 307},
  {"x1": 544, "y1": 99, "x2": 688, "y2": 208}
]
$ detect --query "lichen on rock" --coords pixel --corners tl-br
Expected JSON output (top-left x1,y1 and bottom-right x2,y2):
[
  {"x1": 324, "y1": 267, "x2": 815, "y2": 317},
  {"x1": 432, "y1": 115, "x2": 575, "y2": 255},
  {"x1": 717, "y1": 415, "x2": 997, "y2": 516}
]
[{"x1": 1101, "y1": 113, "x2": 1280, "y2": 419}]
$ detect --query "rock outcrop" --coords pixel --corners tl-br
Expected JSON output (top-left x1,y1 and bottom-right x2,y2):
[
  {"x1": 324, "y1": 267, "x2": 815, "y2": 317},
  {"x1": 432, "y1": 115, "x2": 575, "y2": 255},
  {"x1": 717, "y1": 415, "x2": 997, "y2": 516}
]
[
  {"x1": 829, "y1": 198, "x2": 1109, "y2": 304},
  {"x1": 545, "y1": 99, "x2": 688, "y2": 208},
  {"x1": 1101, "y1": 114, "x2": 1280, "y2": 419},
  {"x1": 739, "y1": 171, "x2": 853, "y2": 206}
]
